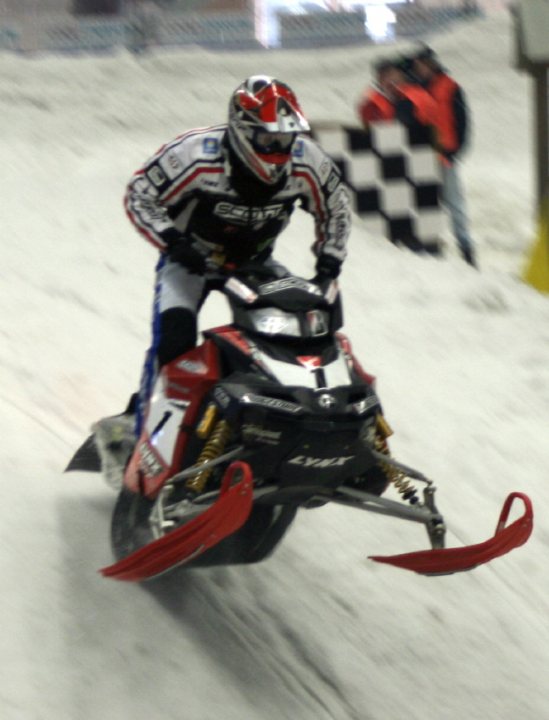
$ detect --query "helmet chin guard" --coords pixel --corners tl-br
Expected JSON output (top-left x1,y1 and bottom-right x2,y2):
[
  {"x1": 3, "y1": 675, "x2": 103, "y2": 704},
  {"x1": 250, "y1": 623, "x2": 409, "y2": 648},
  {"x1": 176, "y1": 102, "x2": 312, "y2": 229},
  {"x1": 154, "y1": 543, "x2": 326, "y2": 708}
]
[{"x1": 228, "y1": 75, "x2": 310, "y2": 185}]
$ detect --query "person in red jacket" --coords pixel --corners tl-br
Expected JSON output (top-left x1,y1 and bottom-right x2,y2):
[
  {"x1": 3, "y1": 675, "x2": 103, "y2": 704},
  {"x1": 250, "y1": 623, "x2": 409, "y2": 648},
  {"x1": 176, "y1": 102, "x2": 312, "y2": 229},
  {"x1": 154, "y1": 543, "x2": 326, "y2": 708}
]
[
  {"x1": 412, "y1": 44, "x2": 477, "y2": 267},
  {"x1": 357, "y1": 58, "x2": 439, "y2": 134}
]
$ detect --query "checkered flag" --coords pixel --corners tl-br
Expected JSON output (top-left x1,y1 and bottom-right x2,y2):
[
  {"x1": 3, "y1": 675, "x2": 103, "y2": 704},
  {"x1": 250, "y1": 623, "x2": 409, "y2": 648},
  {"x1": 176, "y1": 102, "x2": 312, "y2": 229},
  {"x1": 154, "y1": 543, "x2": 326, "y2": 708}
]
[{"x1": 311, "y1": 121, "x2": 444, "y2": 252}]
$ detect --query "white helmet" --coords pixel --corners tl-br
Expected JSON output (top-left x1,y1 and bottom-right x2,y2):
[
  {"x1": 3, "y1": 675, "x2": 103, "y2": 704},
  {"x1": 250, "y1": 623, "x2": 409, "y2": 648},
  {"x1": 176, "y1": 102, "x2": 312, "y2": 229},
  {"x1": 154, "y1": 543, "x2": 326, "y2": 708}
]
[{"x1": 227, "y1": 75, "x2": 310, "y2": 185}]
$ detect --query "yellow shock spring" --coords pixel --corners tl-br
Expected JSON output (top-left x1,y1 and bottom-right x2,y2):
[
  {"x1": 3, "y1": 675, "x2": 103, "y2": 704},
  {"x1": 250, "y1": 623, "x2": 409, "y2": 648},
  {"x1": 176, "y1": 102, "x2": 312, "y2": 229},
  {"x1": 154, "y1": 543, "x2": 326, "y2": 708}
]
[
  {"x1": 374, "y1": 414, "x2": 419, "y2": 503},
  {"x1": 185, "y1": 419, "x2": 232, "y2": 493},
  {"x1": 196, "y1": 403, "x2": 218, "y2": 439},
  {"x1": 390, "y1": 472, "x2": 419, "y2": 503}
]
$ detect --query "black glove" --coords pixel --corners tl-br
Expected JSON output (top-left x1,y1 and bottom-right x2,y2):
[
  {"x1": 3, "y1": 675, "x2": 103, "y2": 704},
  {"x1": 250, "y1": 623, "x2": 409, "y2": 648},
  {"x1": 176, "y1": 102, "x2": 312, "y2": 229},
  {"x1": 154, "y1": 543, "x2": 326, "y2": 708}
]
[
  {"x1": 312, "y1": 254, "x2": 342, "y2": 285},
  {"x1": 165, "y1": 238, "x2": 208, "y2": 275}
]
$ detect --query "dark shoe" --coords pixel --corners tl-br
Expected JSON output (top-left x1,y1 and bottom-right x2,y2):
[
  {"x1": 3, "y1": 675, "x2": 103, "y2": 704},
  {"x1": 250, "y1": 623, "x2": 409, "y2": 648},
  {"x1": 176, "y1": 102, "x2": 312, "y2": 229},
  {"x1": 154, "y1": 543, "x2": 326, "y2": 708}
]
[
  {"x1": 461, "y1": 247, "x2": 478, "y2": 268},
  {"x1": 421, "y1": 241, "x2": 443, "y2": 256}
]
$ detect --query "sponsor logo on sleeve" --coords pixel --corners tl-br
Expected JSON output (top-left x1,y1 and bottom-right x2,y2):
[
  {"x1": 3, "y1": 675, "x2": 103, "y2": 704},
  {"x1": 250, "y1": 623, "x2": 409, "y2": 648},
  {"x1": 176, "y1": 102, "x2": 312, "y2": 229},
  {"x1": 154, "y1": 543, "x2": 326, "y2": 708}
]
[
  {"x1": 292, "y1": 139, "x2": 304, "y2": 158},
  {"x1": 319, "y1": 158, "x2": 331, "y2": 183},
  {"x1": 147, "y1": 164, "x2": 168, "y2": 187},
  {"x1": 203, "y1": 137, "x2": 219, "y2": 154},
  {"x1": 159, "y1": 151, "x2": 184, "y2": 180},
  {"x1": 326, "y1": 169, "x2": 340, "y2": 193}
]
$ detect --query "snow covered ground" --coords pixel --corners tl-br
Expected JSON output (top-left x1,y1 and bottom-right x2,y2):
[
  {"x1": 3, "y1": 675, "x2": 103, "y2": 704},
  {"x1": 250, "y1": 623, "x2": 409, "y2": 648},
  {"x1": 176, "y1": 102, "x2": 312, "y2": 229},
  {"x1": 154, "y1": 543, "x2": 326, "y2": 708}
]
[{"x1": 2, "y1": 10, "x2": 549, "y2": 720}]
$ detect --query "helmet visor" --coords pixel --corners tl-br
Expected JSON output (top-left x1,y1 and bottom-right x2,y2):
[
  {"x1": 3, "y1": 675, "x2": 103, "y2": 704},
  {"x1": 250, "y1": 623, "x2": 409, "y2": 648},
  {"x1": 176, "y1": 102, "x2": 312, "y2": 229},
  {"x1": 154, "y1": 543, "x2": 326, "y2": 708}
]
[{"x1": 252, "y1": 130, "x2": 296, "y2": 154}]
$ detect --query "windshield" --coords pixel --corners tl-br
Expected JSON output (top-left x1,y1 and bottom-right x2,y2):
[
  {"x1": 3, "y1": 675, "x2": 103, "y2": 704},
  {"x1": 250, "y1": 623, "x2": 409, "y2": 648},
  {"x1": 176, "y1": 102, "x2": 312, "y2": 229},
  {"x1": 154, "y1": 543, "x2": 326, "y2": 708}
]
[{"x1": 223, "y1": 273, "x2": 340, "y2": 340}]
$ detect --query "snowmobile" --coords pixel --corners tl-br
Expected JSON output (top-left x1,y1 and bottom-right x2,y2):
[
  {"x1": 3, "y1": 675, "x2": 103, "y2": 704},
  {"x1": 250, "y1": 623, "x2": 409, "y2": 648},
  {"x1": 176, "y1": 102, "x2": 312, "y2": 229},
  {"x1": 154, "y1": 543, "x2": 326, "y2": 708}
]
[{"x1": 66, "y1": 264, "x2": 533, "y2": 581}]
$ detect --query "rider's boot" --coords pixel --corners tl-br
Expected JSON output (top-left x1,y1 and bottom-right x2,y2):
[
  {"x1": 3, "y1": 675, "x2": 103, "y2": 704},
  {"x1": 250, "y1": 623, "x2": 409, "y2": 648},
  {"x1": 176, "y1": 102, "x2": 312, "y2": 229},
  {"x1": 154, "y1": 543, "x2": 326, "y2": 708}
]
[{"x1": 92, "y1": 394, "x2": 137, "y2": 490}]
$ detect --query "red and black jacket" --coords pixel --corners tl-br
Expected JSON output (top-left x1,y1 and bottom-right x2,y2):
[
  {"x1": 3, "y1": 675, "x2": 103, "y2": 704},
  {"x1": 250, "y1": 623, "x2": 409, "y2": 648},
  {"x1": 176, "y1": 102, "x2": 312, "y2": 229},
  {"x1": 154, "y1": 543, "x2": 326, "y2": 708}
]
[
  {"x1": 425, "y1": 72, "x2": 469, "y2": 160},
  {"x1": 357, "y1": 84, "x2": 439, "y2": 137},
  {"x1": 124, "y1": 125, "x2": 352, "y2": 269}
]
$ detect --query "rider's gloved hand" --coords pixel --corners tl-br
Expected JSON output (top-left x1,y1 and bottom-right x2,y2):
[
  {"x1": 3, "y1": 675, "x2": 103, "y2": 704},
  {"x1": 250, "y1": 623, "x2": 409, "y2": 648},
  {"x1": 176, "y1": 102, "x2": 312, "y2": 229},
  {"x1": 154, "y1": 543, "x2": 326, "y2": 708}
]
[
  {"x1": 311, "y1": 253, "x2": 341, "y2": 286},
  {"x1": 165, "y1": 238, "x2": 209, "y2": 275}
]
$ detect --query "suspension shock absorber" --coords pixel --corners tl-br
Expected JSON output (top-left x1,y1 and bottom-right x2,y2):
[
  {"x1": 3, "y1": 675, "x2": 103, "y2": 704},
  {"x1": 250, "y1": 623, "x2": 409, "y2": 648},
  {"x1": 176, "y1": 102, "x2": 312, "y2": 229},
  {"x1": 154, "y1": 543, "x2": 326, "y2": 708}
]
[
  {"x1": 374, "y1": 414, "x2": 419, "y2": 504},
  {"x1": 185, "y1": 418, "x2": 232, "y2": 494}
]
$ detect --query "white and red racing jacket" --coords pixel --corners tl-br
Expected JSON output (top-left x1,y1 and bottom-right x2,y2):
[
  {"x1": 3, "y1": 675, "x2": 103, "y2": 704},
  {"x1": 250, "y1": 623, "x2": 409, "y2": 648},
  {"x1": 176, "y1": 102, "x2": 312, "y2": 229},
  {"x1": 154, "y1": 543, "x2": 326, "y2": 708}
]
[{"x1": 124, "y1": 124, "x2": 351, "y2": 269}]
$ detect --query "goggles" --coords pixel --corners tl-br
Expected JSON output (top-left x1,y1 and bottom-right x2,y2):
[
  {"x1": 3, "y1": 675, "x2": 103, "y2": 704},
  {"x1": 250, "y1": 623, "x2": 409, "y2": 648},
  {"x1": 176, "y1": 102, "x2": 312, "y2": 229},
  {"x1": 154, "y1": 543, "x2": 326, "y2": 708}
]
[{"x1": 252, "y1": 130, "x2": 296, "y2": 155}]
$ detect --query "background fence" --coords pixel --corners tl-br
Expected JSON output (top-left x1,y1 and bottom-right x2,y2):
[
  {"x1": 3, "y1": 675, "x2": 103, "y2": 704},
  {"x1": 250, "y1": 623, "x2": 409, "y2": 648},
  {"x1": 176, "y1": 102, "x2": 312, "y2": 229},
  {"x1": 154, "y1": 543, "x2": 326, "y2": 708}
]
[{"x1": 0, "y1": 2, "x2": 488, "y2": 54}]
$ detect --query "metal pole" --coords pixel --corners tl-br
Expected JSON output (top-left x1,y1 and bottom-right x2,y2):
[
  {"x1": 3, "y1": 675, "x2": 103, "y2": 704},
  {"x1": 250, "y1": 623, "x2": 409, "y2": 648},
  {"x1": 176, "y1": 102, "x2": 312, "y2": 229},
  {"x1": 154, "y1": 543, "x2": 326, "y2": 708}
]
[{"x1": 534, "y1": 65, "x2": 549, "y2": 207}]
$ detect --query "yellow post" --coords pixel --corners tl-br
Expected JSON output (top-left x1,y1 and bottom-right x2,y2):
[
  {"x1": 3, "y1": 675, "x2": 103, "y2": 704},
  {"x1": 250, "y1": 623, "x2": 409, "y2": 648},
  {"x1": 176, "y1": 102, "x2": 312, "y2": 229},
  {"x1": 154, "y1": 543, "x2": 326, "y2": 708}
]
[{"x1": 522, "y1": 198, "x2": 549, "y2": 294}]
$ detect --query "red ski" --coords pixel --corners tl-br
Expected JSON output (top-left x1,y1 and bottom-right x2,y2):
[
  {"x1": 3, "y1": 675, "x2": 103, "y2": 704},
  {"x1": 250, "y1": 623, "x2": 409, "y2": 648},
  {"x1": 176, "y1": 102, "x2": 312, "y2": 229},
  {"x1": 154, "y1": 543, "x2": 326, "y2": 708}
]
[
  {"x1": 369, "y1": 492, "x2": 533, "y2": 575},
  {"x1": 101, "y1": 462, "x2": 253, "y2": 582}
]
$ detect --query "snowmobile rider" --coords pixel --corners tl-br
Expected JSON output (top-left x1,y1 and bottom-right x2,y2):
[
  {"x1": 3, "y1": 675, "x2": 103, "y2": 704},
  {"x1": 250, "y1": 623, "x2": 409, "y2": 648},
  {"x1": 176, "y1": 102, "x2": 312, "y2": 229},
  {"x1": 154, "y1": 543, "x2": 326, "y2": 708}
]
[{"x1": 125, "y1": 75, "x2": 352, "y2": 431}]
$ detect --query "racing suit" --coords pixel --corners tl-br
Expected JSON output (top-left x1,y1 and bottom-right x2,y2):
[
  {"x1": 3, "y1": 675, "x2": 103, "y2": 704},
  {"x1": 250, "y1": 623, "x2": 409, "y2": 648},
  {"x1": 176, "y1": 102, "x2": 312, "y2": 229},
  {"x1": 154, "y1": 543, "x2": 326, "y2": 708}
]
[{"x1": 124, "y1": 124, "x2": 352, "y2": 426}]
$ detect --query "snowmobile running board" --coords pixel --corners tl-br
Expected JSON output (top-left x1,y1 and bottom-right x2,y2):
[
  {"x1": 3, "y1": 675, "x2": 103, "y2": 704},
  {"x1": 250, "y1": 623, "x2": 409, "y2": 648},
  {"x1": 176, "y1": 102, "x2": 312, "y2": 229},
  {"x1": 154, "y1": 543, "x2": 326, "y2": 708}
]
[{"x1": 100, "y1": 462, "x2": 533, "y2": 581}]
